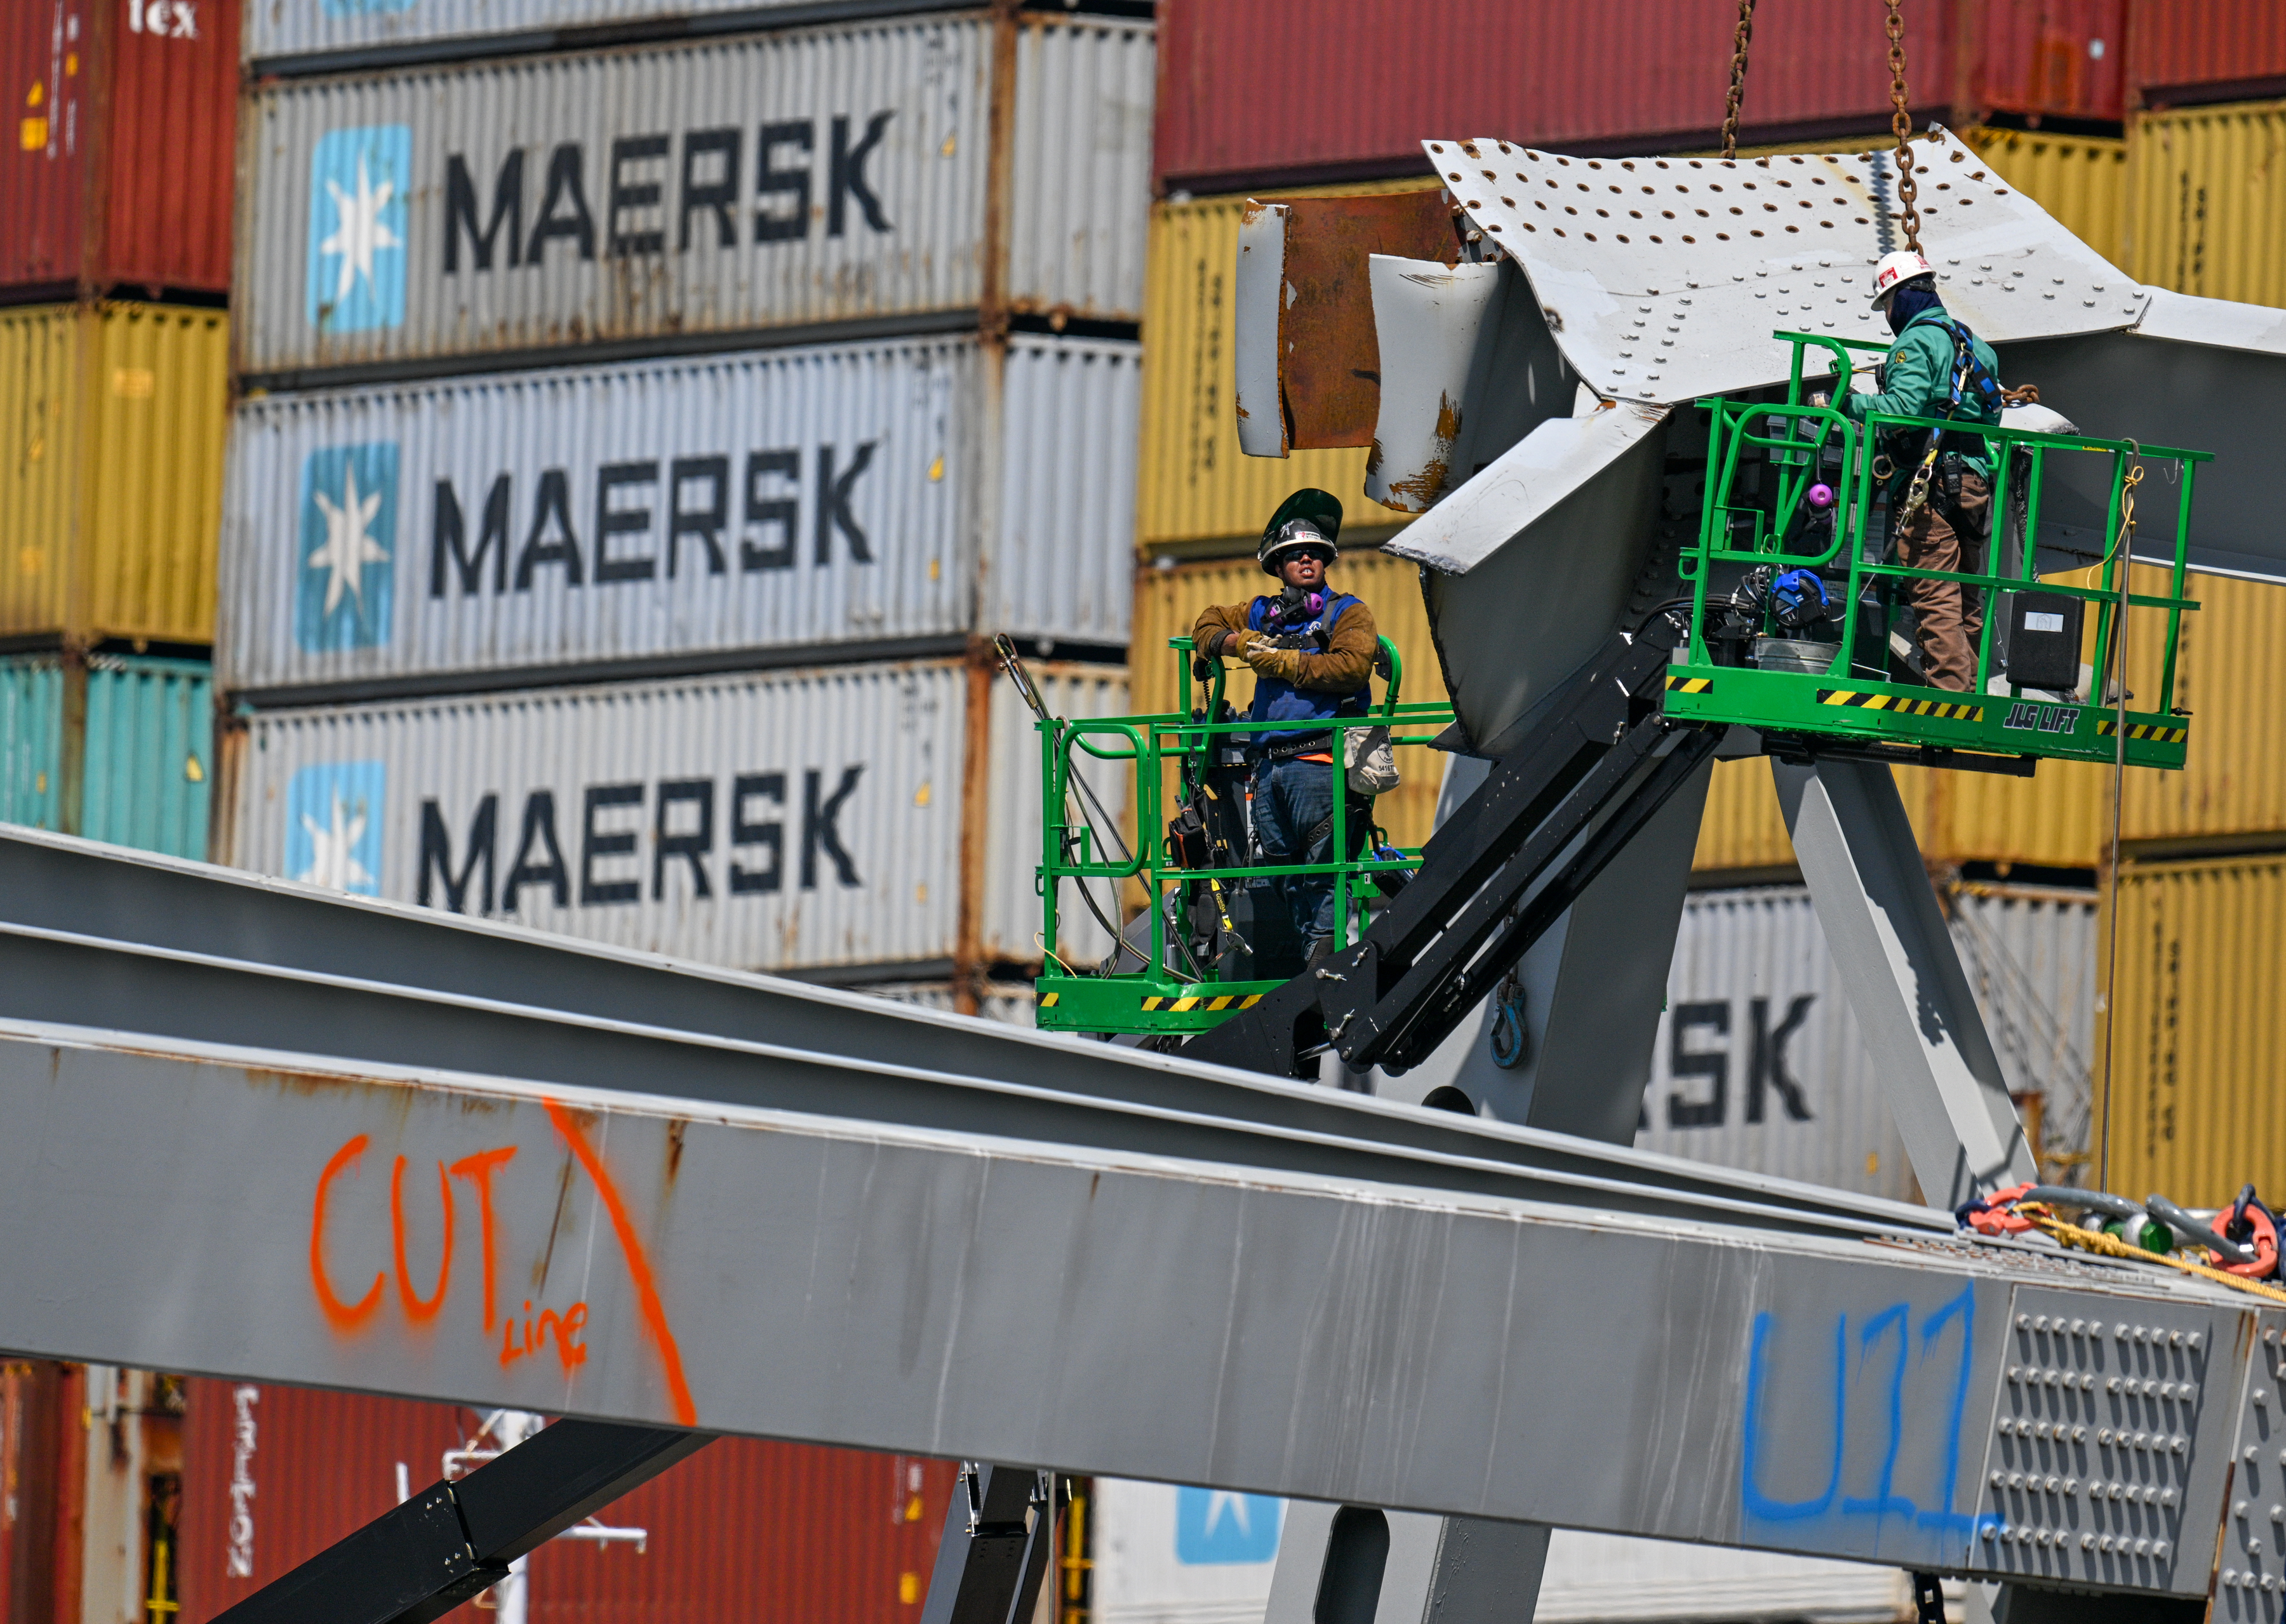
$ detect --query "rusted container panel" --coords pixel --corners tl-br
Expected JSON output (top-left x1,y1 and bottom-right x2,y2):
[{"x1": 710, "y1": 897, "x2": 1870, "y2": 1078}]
[
  {"x1": 1974, "y1": 0, "x2": 2123, "y2": 122},
  {"x1": 1963, "y1": 126, "x2": 2127, "y2": 267},
  {"x1": 176, "y1": 1378, "x2": 956, "y2": 1623},
  {"x1": 1137, "y1": 189, "x2": 1426, "y2": 549},
  {"x1": 2129, "y1": 3, "x2": 2286, "y2": 105},
  {"x1": 982, "y1": 660, "x2": 1126, "y2": 966},
  {"x1": 229, "y1": 660, "x2": 966, "y2": 973},
  {"x1": 1, "y1": 0, "x2": 237, "y2": 296},
  {"x1": 1128, "y1": 550, "x2": 1446, "y2": 850},
  {"x1": 0, "y1": 303, "x2": 226, "y2": 645},
  {"x1": 220, "y1": 333, "x2": 1139, "y2": 696},
  {"x1": 0, "y1": 1361, "x2": 68, "y2": 1623},
  {"x1": 236, "y1": 15, "x2": 1151, "y2": 382},
  {"x1": 2126, "y1": 98, "x2": 2286, "y2": 308},
  {"x1": 1153, "y1": 0, "x2": 1956, "y2": 192},
  {"x1": 2099, "y1": 852, "x2": 2286, "y2": 1211}
]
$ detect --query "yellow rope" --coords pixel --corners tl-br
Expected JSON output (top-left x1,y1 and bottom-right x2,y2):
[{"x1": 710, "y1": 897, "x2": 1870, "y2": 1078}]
[{"x1": 2024, "y1": 1209, "x2": 2286, "y2": 1307}]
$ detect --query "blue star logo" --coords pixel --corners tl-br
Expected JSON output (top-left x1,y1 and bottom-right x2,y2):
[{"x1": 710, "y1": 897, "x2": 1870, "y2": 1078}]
[
  {"x1": 1174, "y1": 1488, "x2": 1283, "y2": 1565},
  {"x1": 307, "y1": 124, "x2": 410, "y2": 332}
]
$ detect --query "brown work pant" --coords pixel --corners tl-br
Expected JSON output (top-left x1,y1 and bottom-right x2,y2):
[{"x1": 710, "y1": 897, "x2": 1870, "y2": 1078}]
[{"x1": 1895, "y1": 472, "x2": 1991, "y2": 692}]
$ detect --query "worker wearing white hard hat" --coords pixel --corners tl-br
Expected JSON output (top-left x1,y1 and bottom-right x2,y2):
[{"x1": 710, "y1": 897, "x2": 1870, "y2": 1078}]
[{"x1": 1828, "y1": 249, "x2": 2007, "y2": 692}]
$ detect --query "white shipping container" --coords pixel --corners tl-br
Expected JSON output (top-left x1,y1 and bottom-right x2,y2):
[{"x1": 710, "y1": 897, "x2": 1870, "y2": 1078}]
[
  {"x1": 224, "y1": 656, "x2": 1124, "y2": 975},
  {"x1": 1636, "y1": 885, "x2": 2096, "y2": 1198},
  {"x1": 1091, "y1": 1480, "x2": 1922, "y2": 1624},
  {"x1": 983, "y1": 661, "x2": 1128, "y2": 966},
  {"x1": 218, "y1": 333, "x2": 1140, "y2": 695},
  {"x1": 227, "y1": 660, "x2": 965, "y2": 971},
  {"x1": 235, "y1": 15, "x2": 1153, "y2": 380},
  {"x1": 246, "y1": 0, "x2": 814, "y2": 69}
]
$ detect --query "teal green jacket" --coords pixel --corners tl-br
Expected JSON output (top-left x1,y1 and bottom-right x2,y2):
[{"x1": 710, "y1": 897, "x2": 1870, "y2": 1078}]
[{"x1": 1841, "y1": 308, "x2": 2001, "y2": 483}]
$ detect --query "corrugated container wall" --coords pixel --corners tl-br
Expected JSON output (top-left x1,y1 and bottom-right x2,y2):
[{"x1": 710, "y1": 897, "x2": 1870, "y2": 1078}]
[
  {"x1": 245, "y1": 0, "x2": 812, "y2": 70},
  {"x1": 1006, "y1": 16, "x2": 1154, "y2": 324},
  {"x1": 1640, "y1": 885, "x2": 2096, "y2": 1196},
  {"x1": 2099, "y1": 853, "x2": 2286, "y2": 1213},
  {"x1": 0, "y1": 1361, "x2": 67, "y2": 1622},
  {"x1": 0, "y1": 303, "x2": 225, "y2": 645},
  {"x1": 235, "y1": 15, "x2": 1153, "y2": 383},
  {"x1": 2127, "y1": 98, "x2": 2286, "y2": 309},
  {"x1": 2128, "y1": 3, "x2": 2286, "y2": 105},
  {"x1": 1972, "y1": 0, "x2": 2123, "y2": 123},
  {"x1": 1, "y1": 0, "x2": 237, "y2": 295},
  {"x1": 1139, "y1": 189, "x2": 1424, "y2": 549},
  {"x1": 982, "y1": 662, "x2": 1126, "y2": 966},
  {"x1": 0, "y1": 655, "x2": 211, "y2": 858},
  {"x1": 1128, "y1": 551, "x2": 1447, "y2": 850},
  {"x1": 225, "y1": 659, "x2": 965, "y2": 974},
  {"x1": 219, "y1": 333, "x2": 1139, "y2": 697},
  {"x1": 1090, "y1": 1477, "x2": 1921, "y2": 1624},
  {"x1": 1693, "y1": 576, "x2": 2286, "y2": 872},
  {"x1": 1963, "y1": 126, "x2": 2127, "y2": 267},
  {"x1": 1153, "y1": 0, "x2": 1955, "y2": 192},
  {"x1": 175, "y1": 1377, "x2": 958, "y2": 1624}
]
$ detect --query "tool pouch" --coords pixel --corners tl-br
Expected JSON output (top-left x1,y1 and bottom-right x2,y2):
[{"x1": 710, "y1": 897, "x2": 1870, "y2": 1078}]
[{"x1": 1165, "y1": 792, "x2": 1210, "y2": 869}]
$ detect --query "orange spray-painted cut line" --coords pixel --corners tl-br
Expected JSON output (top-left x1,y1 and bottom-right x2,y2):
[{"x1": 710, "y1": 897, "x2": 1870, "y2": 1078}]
[
  {"x1": 311, "y1": 1135, "x2": 384, "y2": 1330},
  {"x1": 391, "y1": 1156, "x2": 455, "y2": 1322},
  {"x1": 450, "y1": 1146, "x2": 517, "y2": 1332},
  {"x1": 543, "y1": 1099, "x2": 697, "y2": 1427}
]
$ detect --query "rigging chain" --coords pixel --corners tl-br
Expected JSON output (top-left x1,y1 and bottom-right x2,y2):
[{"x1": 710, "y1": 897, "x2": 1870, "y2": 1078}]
[
  {"x1": 1884, "y1": 0, "x2": 1922, "y2": 252},
  {"x1": 1719, "y1": 0, "x2": 1756, "y2": 161}
]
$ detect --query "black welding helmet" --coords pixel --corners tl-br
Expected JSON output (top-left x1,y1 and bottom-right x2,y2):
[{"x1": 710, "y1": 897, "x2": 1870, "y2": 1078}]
[{"x1": 1258, "y1": 488, "x2": 1344, "y2": 575}]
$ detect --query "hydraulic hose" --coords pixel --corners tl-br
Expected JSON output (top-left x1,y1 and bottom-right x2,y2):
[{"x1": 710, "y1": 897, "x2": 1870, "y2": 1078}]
[
  {"x1": 2146, "y1": 1192, "x2": 2263, "y2": 1268},
  {"x1": 2022, "y1": 1186, "x2": 2148, "y2": 1225}
]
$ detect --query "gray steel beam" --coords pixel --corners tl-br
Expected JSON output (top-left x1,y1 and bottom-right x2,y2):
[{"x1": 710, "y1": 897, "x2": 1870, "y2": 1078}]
[
  {"x1": 0, "y1": 1019, "x2": 2263, "y2": 1610},
  {"x1": 0, "y1": 830, "x2": 1937, "y2": 1239},
  {"x1": 1774, "y1": 758, "x2": 2038, "y2": 1208}
]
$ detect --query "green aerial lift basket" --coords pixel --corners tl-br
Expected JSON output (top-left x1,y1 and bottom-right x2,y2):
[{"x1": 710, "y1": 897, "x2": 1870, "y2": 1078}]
[
  {"x1": 1662, "y1": 330, "x2": 2205, "y2": 772},
  {"x1": 1029, "y1": 330, "x2": 2209, "y2": 1041}
]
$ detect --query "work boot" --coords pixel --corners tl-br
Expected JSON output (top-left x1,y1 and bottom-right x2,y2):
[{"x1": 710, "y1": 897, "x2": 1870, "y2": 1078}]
[{"x1": 1305, "y1": 937, "x2": 1337, "y2": 973}]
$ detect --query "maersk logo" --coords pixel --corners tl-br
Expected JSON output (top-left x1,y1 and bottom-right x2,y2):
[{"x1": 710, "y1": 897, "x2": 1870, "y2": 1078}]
[
  {"x1": 297, "y1": 443, "x2": 398, "y2": 651},
  {"x1": 1173, "y1": 1488, "x2": 1281, "y2": 1565},
  {"x1": 309, "y1": 124, "x2": 410, "y2": 332},
  {"x1": 286, "y1": 761, "x2": 385, "y2": 896}
]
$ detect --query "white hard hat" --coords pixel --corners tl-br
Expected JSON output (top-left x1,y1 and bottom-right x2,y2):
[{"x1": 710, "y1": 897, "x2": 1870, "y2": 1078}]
[{"x1": 1870, "y1": 249, "x2": 1935, "y2": 303}]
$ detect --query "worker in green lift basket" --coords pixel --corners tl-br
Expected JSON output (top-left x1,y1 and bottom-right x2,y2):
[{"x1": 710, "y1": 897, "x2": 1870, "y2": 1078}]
[
  {"x1": 1822, "y1": 248, "x2": 2007, "y2": 693},
  {"x1": 1192, "y1": 489, "x2": 1379, "y2": 971}
]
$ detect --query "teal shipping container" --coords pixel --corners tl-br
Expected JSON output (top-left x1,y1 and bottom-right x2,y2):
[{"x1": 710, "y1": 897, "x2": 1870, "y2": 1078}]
[{"x1": 0, "y1": 655, "x2": 212, "y2": 860}]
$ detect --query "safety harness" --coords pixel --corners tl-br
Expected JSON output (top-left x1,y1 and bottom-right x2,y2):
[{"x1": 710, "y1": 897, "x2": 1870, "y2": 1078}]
[{"x1": 1893, "y1": 314, "x2": 2004, "y2": 527}]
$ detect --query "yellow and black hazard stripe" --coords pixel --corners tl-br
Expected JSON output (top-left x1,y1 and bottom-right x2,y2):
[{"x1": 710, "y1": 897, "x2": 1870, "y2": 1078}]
[
  {"x1": 2096, "y1": 719, "x2": 2189, "y2": 744},
  {"x1": 1815, "y1": 688, "x2": 1983, "y2": 722},
  {"x1": 1037, "y1": 991, "x2": 1060, "y2": 1008},
  {"x1": 1140, "y1": 992, "x2": 1265, "y2": 1014},
  {"x1": 1664, "y1": 674, "x2": 1714, "y2": 695}
]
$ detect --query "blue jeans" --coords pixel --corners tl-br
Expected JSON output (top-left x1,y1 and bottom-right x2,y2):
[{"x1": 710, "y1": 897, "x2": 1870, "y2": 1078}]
[{"x1": 1252, "y1": 756, "x2": 1336, "y2": 950}]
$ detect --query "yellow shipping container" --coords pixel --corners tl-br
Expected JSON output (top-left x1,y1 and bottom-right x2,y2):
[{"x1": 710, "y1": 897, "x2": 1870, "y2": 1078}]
[
  {"x1": 2098, "y1": 851, "x2": 2286, "y2": 1207},
  {"x1": 2126, "y1": 98, "x2": 2286, "y2": 307},
  {"x1": 1129, "y1": 549, "x2": 1448, "y2": 849},
  {"x1": 0, "y1": 303, "x2": 225, "y2": 646},
  {"x1": 1963, "y1": 126, "x2": 2128, "y2": 269},
  {"x1": 1694, "y1": 573, "x2": 2286, "y2": 873},
  {"x1": 1139, "y1": 183, "x2": 1435, "y2": 551}
]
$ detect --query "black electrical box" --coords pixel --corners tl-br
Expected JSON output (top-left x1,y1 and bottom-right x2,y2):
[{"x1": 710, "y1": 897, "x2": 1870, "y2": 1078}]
[{"x1": 2003, "y1": 591, "x2": 2085, "y2": 692}]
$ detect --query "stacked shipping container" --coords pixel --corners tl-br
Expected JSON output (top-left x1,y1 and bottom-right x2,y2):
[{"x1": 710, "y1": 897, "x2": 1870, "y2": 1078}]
[
  {"x1": 220, "y1": 6, "x2": 1155, "y2": 999},
  {"x1": 173, "y1": 1377, "x2": 958, "y2": 1624}
]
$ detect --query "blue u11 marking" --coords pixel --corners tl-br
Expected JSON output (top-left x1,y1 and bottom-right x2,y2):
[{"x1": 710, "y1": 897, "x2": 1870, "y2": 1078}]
[
  {"x1": 1742, "y1": 1289, "x2": 2004, "y2": 1544},
  {"x1": 1742, "y1": 1310, "x2": 1845, "y2": 1521},
  {"x1": 1842, "y1": 1303, "x2": 1918, "y2": 1519}
]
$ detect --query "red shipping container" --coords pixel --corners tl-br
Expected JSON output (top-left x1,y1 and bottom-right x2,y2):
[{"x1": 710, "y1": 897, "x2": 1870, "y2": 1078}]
[
  {"x1": 175, "y1": 1380, "x2": 958, "y2": 1624},
  {"x1": 0, "y1": 1362, "x2": 72, "y2": 1623},
  {"x1": 1975, "y1": 0, "x2": 2125, "y2": 121},
  {"x1": 1154, "y1": 0, "x2": 1958, "y2": 193},
  {"x1": 2129, "y1": 0, "x2": 2286, "y2": 106},
  {"x1": 1, "y1": 0, "x2": 237, "y2": 298}
]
